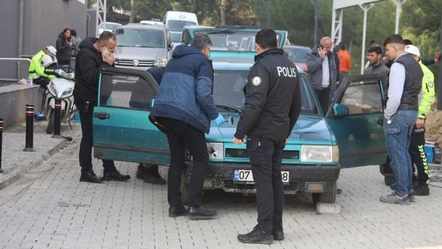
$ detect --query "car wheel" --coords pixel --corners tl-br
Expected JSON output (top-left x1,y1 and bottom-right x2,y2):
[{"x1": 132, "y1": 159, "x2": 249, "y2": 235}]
[
  {"x1": 384, "y1": 174, "x2": 395, "y2": 186},
  {"x1": 46, "y1": 109, "x2": 54, "y2": 134},
  {"x1": 312, "y1": 182, "x2": 337, "y2": 204},
  {"x1": 180, "y1": 183, "x2": 189, "y2": 205}
]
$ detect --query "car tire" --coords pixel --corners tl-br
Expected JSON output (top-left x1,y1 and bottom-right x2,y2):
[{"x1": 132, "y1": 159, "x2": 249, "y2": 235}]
[
  {"x1": 46, "y1": 109, "x2": 54, "y2": 135},
  {"x1": 384, "y1": 174, "x2": 395, "y2": 186},
  {"x1": 180, "y1": 183, "x2": 189, "y2": 205},
  {"x1": 312, "y1": 182, "x2": 337, "y2": 204}
]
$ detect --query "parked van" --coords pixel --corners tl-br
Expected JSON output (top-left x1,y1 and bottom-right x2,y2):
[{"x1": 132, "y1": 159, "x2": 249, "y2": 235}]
[{"x1": 163, "y1": 11, "x2": 198, "y2": 44}]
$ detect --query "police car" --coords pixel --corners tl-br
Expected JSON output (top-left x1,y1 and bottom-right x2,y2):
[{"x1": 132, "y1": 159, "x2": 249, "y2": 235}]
[{"x1": 92, "y1": 53, "x2": 387, "y2": 204}]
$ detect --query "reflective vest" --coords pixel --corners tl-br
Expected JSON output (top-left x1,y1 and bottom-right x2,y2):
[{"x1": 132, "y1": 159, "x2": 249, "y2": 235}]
[
  {"x1": 28, "y1": 50, "x2": 54, "y2": 80},
  {"x1": 418, "y1": 60, "x2": 435, "y2": 119}
]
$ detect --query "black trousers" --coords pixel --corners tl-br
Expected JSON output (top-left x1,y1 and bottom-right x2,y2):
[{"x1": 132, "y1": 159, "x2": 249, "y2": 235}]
[
  {"x1": 315, "y1": 87, "x2": 331, "y2": 116},
  {"x1": 409, "y1": 125, "x2": 430, "y2": 184},
  {"x1": 74, "y1": 99, "x2": 115, "y2": 174},
  {"x1": 248, "y1": 137, "x2": 285, "y2": 234},
  {"x1": 58, "y1": 59, "x2": 71, "y2": 67},
  {"x1": 161, "y1": 117, "x2": 208, "y2": 208}
]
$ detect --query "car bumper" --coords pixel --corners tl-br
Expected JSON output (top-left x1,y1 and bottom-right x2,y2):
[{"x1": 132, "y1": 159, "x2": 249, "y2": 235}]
[{"x1": 182, "y1": 162, "x2": 341, "y2": 194}]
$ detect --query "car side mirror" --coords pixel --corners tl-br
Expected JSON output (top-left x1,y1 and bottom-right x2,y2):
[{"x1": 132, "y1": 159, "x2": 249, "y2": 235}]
[
  {"x1": 333, "y1": 103, "x2": 349, "y2": 117},
  {"x1": 168, "y1": 41, "x2": 174, "y2": 51}
]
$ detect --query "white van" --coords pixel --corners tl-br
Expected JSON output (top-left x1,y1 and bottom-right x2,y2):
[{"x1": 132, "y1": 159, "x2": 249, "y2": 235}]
[{"x1": 163, "y1": 11, "x2": 198, "y2": 43}]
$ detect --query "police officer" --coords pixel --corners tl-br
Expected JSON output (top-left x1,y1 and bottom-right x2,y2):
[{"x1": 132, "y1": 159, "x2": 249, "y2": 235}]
[
  {"x1": 234, "y1": 28, "x2": 302, "y2": 244},
  {"x1": 28, "y1": 46, "x2": 57, "y2": 88},
  {"x1": 404, "y1": 45, "x2": 435, "y2": 196}
]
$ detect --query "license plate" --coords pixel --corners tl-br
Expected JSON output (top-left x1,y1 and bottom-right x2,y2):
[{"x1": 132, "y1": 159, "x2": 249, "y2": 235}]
[{"x1": 234, "y1": 170, "x2": 290, "y2": 183}]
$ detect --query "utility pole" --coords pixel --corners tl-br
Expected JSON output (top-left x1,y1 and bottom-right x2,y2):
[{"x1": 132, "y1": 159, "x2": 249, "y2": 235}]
[
  {"x1": 220, "y1": 0, "x2": 226, "y2": 25},
  {"x1": 438, "y1": 11, "x2": 442, "y2": 110},
  {"x1": 310, "y1": 0, "x2": 318, "y2": 47}
]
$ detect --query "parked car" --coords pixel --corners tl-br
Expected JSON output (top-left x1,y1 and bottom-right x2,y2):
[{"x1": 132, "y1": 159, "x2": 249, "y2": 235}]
[
  {"x1": 97, "y1": 22, "x2": 122, "y2": 36},
  {"x1": 163, "y1": 11, "x2": 198, "y2": 45},
  {"x1": 92, "y1": 55, "x2": 387, "y2": 204},
  {"x1": 113, "y1": 24, "x2": 173, "y2": 70},
  {"x1": 284, "y1": 45, "x2": 311, "y2": 72}
]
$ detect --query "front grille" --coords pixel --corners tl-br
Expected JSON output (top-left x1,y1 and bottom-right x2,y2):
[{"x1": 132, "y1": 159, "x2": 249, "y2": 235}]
[
  {"x1": 226, "y1": 148, "x2": 299, "y2": 159},
  {"x1": 223, "y1": 180, "x2": 298, "y2": 190},
  {"x1": 117, "y1": 59, "x2": 154, "y2": 67}
]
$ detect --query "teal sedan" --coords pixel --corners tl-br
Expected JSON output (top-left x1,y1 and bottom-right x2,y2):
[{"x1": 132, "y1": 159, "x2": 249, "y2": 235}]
[{"x1": 92, "y1": 59, "x2": 387, "y2": 204}]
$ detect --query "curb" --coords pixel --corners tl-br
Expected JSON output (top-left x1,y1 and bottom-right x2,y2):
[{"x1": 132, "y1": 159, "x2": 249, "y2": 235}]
[{"x1": 0, "y1": 136, "x2": 74, "y2": 191}]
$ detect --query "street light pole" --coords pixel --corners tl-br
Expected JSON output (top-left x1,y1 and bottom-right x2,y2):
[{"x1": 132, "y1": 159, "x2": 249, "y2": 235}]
[
  {"x1": 310, "y1": 0, "x2": 318, "y2": 47},
  {"x1": 261, "y1": 0, "x2": 270, "y2": 28}
]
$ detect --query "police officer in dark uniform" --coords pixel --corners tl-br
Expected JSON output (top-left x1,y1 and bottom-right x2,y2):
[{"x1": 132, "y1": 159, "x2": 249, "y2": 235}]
[{"x1": 234, "y1": 28, "x2": 302, "y2": 244}]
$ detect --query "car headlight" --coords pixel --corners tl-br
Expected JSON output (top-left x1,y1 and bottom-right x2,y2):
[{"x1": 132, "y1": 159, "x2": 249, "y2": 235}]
[
  {"x1": 207, "y1": 143, "x2": 224, "y2": 160},
  {"x1": 300, "y1": 145, "x2": 339, "y2": 163},
  {"x1": 154, "y1": 57, "x2": 168, "y2": 67},
  {"x1": 48, "y1": 81, "x2": 58, "y2": 96}
]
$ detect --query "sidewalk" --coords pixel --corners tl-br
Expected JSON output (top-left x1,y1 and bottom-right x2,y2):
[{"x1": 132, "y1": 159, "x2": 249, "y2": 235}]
[{"x1": 0, "y1": 119, "x2": 81, "y2": 189}]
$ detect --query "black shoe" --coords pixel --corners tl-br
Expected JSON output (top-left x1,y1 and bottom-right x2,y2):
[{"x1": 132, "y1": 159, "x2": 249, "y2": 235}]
[
  {"x1": 238, "y1": 226, "x2": 273, "y2": 244},
  {"x1": 187, "y1": 206, "x2": 217, "y2": 220},
  {"x1": 413, "y1": 183, "x2": 430, "y2": 196},
  {"x1": 102, "y1": 169, "x2": 131, "y2": 181},
  {"x1": 136, "y1": 164, "x2": 145, "y2": 179},
  {"x1": 144, "y1": 174, "x2": 166, "y2": 185},
  {"x1": 80, "y1": 172, "x2": 103, "y2": 183},
  {"x1": 169, "y1": 205, "x2": 187, "y2": 218},
  {"x1": 273, "y1": 229, "x2": 284, "y2": 241}
]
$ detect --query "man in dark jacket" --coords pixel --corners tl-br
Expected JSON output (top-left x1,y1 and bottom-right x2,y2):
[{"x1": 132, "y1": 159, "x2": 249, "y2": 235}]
[
  {"x1": 74, "y1": 31, "x2": 130, "y2": 183},
  {"x1": 234, "y1": 28, "x2": 302, "y2": 244},
  {"x1": 56, "y1": 28, "x2": 73, "y2": 66},
  {"x1": 150, "y1": 34, "x2": 224, "y2": 219},
  {"x1": 306, "y1": 37, "x2": 338, "y2": 115}
]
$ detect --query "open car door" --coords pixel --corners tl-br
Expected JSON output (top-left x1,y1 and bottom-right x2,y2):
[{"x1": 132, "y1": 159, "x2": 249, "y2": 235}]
[
  {"x1": 93, "y1": 67, "x2": 170, "y2": 165},
  {"x1": 325, "y1": 75, "x2": 387, "y2": 168}
]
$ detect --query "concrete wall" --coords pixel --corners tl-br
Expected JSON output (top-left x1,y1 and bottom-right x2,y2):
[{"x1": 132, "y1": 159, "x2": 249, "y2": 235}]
[
  {"x1": 0, "y1": 85, "x2": 43, "y2": 128},
  {"x1": 0, "y1": 0, "x2": 88, "y2": 81}
]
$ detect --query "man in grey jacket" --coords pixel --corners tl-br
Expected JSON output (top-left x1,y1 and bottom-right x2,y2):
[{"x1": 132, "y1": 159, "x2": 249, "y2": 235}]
[
  {"x1": 366, "y1": 46, "x2": 389, "y2": 96},
  {"x1": 306, "y1": 36, "x2": 338, "y2": 114}
]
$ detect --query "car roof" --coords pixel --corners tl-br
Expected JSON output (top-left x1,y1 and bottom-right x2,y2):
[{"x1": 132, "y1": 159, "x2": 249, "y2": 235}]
[
  {"x1": 117, "y1": 24, "x2": 168, "y2": 31},
  {"x1": 212, "y1": 59, "x2": 305, "y2": 74}
]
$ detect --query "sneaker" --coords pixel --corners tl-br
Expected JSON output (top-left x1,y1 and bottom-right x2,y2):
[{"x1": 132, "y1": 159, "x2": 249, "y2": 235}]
[
  {"x1": 238, "y1": 226, "x2": 273, "y2": 244},
  {"x1": 273, "y1": 229, "x2": 284, "y2": 241},
  {"x1": 413, "y1": 183, "x2": 430, "y2": 196},
  {"x1": 408, "y1": 191, "x2": 416, "y2": 202},
  {"x1": 169, "y1": 205, "x2": 187, "y2": 218},
  {"x1": 379, "y1": 192, "x2": 410, "y2": 205},
  {"x1": 187, "y1": 206, "x2": 217, "y2": 220}
]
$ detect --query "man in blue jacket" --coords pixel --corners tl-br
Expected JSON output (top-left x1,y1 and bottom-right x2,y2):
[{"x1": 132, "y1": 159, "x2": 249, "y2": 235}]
[{"x1": 150, "y1": 34, "x2": 224, "y2": 220}]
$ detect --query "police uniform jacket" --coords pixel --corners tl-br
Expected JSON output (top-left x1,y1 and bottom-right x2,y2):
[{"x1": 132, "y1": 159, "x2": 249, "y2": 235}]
[{"x1": 235, "y1": 48, "x2": 302, "y2": 141}]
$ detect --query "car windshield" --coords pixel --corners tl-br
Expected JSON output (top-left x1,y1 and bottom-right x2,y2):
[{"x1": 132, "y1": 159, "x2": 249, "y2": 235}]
[
  {"x1": 101, "y1": 23, "x2": 121, "y2": 30},
  {"x1": 167, "y1": 20, "x2": 197, "y2": 32},
  {"x1": 213, "y1": 70, "x2": 319, "y2": 115},
  {"x1": 171, "y1": 32, "x2": 182, "y2": 42},
  {"x1": 115, "y1": 29, "x2": 165, "y2": 48},
  {"x1": 196, "y1": 30, "x2": 282, "y2": 52},
  {"x1": 284, "y1": 47, "x2": 311, "y2": 63}
]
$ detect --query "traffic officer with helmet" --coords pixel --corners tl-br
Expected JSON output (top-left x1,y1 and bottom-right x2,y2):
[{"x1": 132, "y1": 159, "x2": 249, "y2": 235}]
[
  {"x1": 28, "y1": 46, "x2": 57, "y2": 88},
  {"x1": 233, "y1": 28, "x2": 302, "y2": 244}
]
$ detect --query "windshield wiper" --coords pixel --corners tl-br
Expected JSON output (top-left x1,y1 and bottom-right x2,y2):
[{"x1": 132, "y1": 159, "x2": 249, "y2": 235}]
[{"x1": 216, "y1": 105, "x2": 241, "y2": 113}]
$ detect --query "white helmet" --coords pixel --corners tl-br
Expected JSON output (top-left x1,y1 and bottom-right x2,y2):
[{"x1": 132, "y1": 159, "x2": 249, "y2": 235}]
[{"x1": 40, "y1": 54, "x2": 58, "y2": 67}]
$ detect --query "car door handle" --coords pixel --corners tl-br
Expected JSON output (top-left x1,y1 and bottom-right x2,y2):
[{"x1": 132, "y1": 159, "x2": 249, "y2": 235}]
[
  {"x1": 377, "y1": 117, "x2": 384, "y2": 125},
  {"x1": 94, "y1": 112, "x2": 110, "y2": 120}
]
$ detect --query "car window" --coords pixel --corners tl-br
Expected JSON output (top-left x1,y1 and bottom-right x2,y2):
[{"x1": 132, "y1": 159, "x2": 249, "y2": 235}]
[
  {"x1": 285, "y1": 47, "x2": 310, "y2": 63},
  {"x1": 167, "y1": 20, "x2": 197, "y2": 32},
  {"x1": 338, "y1": 80, "x2": 383, "y2": 114},
  {"x1": 171, "y1": 32, "x2": 181, "y2": 42},
  {"x1": 115, "y1": 29, "x2": 165, "y2": 48},
  {"x1": 100, "y1": 73, "x2": 157, "y2": 110},
  {"x1": 213, "y1": 70, "x2": 318, "y2": 115}
]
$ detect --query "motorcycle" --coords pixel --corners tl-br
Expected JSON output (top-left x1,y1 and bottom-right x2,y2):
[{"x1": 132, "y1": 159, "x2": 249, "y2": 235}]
[{"x1": 42, "y1": 66, "x2": 76, "y2": 134}]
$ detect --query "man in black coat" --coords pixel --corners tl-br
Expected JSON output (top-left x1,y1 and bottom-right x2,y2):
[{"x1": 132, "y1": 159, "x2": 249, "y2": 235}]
[{"x1": 74, "y1": 31, "x2": 130, "y2": 183}]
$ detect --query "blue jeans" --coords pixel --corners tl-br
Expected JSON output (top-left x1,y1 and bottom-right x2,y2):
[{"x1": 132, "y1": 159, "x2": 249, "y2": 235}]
[{"x1": 384, "y1": 110, "x2": 418, "y2": 196}]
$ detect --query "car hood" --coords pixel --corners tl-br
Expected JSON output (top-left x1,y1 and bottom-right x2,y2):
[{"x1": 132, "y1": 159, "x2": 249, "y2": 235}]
[
  {"x1": 207, "y1": 114, "x2": 334, "y2": 145},
  {"x1": 114, "y1": 47, "x2": 166, "y2": 60}
]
